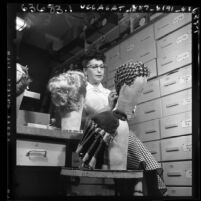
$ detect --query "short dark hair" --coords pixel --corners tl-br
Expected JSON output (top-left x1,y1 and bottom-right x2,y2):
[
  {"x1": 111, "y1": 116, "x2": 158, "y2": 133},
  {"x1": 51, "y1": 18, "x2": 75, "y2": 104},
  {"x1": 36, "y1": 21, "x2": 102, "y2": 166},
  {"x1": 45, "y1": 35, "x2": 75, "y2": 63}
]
[{"x1": 82, "y1": 49, "x2": 105, "y2": 68}]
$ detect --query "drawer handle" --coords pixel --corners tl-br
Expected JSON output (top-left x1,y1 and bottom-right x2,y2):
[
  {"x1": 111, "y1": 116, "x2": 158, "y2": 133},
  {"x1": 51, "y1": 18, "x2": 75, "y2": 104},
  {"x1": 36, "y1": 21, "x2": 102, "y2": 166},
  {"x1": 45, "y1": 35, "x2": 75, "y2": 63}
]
[
  {"x1": 164, "y1": 81, "x2": 177, "y2": 87},
  {"x1": 166, "y1": 103, "x2": 179, "y2": 108},
  {"x1": 140, "y1": 52, "x2": 150, "y2": 58},
  {"x1": 150, "y1": 151, "x2": 157, "y2": 154},
  {"x1": 158, "y1": 23, "x2": 169, "y2": 30},
  {"x1": 143, "y1": 89, "x2": 154, "y2": 94},
  {"x1": 161, "y1": 60, "x2": 173, "y2": 67},
  {"x1": 167, "y1": 172, "x2": 182, "y2": 177},
  {"x1": 141, "y1": 35, "x2": 151, "y2": 42},
  {"x1": 161, "y1": 42, "x2": 173, "y2": 49},
  {"x1": 165, "y1": 147, "x2": 180, "y2": 152},
  {"x1": 165, "y1": 124, "x2": 178, "y2": 129},
  {"x1": 26, "y1": 149, "x2": 47, "y2": 159},
  {"x1": 144, "y1": 109, "x2": 155, "y2": 114},
  {"x1": 145, "y1": 129, "x2": 156, "y2": 134}
]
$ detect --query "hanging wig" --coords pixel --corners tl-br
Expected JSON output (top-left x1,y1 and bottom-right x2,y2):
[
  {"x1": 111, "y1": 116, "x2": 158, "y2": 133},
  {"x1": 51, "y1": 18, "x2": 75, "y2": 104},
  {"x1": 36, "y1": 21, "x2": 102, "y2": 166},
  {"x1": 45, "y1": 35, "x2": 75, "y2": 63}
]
[
  {"x1": 114, "y1": 61, "x2": 150, "y2": 95},
  {"x1": 16, "y1": 63, "x2": 31, "y2": 97},
  {"x1": 48, "y1": 70, "x2": 87, "y2": 114}
]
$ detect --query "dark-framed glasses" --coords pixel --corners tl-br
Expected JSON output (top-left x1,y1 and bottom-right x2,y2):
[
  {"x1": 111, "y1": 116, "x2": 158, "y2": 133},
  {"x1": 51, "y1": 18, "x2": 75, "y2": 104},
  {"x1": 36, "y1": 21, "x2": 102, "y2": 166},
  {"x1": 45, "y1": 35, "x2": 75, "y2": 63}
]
[{"x1": 87, "y1": 64, "x2": 106, "y2": 70}]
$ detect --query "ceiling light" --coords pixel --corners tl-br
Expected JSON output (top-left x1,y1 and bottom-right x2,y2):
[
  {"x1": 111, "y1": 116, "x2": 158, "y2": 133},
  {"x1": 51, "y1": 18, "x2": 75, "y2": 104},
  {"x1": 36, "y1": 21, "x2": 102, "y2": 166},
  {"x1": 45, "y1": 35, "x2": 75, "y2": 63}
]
[{"x1": 16, "y1": 16, "x2": 27, "y2": 31}]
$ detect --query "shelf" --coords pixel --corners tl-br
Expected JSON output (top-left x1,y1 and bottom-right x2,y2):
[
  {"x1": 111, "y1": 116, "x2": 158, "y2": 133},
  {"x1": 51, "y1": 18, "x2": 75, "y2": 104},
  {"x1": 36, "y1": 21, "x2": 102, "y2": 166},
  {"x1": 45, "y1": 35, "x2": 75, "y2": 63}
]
[
  {"x1": 61, "y1": 168, "x2": 143, "y2": 179},
  {"x1": 17, "y1": 125, "x2": 83, "y2": 140}
]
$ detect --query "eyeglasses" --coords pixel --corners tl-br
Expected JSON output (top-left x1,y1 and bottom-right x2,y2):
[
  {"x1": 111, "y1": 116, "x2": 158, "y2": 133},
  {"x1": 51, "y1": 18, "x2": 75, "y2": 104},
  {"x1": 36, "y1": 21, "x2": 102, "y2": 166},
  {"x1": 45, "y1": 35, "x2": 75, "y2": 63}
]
[{"x1": 87, "y1": 64, "x2": 106, "y2": 70}]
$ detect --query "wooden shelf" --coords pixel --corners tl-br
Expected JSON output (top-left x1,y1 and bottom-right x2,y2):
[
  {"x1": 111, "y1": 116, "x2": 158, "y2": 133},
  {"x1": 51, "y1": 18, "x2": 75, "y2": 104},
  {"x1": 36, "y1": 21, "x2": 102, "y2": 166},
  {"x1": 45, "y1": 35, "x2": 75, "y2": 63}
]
[
  {"x1": 61, "y1": 168, "x2": 143, "y2": 179},
  {"x1": 17, "y1": 125, "x2": 83, "y2": 140}
]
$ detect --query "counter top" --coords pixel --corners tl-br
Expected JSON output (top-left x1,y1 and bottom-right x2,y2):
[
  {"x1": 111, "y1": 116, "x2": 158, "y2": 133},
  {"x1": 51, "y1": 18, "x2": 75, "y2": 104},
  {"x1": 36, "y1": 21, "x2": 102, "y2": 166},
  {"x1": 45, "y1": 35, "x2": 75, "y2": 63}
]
[{"x1": 17, "y1": 125, "x2": 83, "y2": 140}]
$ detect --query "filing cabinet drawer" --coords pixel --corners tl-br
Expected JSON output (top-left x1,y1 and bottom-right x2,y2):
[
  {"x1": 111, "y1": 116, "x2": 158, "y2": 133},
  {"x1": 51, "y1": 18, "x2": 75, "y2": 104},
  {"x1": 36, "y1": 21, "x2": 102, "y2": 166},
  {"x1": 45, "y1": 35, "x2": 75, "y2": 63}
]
[
  {"x1": 17, "y1": 140, "x2": 66, "y2": 166},
  {"x1": 135, "y1": 24, "x2": 155, "y2": 45},
  {"x1": 135, "y1": 25, "x2": 156, "y2": 63},
  {"x1": 120, "y1": 37, "x2": 137, "y2": 64},
  {"x1": 157, "y1": 24, "x2": 192, "y2": 58},
  {"x1": 145, "y1": 59, "x2": 157, "y2": 79},
  {"x1": 154, "y1": 13, "x2": 192, "y2": 39},
  {"x1": 160, "y1": 65, "x2": 192, "y2": 96},
  {"x1": 160, "y1": 111, "x2": 192, "y2": 138},
  {"x1": 161, "y1": 89, "x2": 192, "y2": 116},
  {"x1": 163, "y1": 161, "x2": 192, "y2": 186},
  {"x1": 157, "y1": 25, "x2": 192, "y2": 75},
  {"x1": 167, "y1": 187, "x2": 192, "y2": 196},
  {"x1": 161, "y1": 135, "x2": 192, "y2": 161},
  {"x1": 136, "y1": 42, "x2": 156, "y2": 63},
  {"x1": 138, "y1": 79, "x2": 160, "y2": 103},
  {"x1": 132, "y1": 119, "x2": 160, "y2": 142},
  {"x1": 134, "y1": 99, "x2": 162, "y2": 123},
  {"x1": 71, "y1": 184, "x2": 115, "y2": 196},
  {"x1": 143, "y1": 141, "x2": 161, "y2": 162},
  {"x1": 157, "y1": 50, "x2": 191, "y2": 75}
]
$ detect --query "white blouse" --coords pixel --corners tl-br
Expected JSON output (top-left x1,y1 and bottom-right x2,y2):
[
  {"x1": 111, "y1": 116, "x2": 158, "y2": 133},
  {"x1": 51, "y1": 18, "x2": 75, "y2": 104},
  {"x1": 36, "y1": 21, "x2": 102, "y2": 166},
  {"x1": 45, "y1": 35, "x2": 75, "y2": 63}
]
[{"x1": 84, "y1": 82, "x2": 111, "y2": 115}]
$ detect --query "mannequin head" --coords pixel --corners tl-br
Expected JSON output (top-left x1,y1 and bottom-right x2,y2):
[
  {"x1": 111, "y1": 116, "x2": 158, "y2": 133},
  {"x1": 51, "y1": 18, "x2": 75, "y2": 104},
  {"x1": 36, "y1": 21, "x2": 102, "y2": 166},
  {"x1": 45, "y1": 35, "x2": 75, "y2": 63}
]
[
  {"x1": 48, "y1": 70, "x2": 87, "y2": 130},
  {"x1": 114, "y1": 61, "x2": 150, "y2": 118}
]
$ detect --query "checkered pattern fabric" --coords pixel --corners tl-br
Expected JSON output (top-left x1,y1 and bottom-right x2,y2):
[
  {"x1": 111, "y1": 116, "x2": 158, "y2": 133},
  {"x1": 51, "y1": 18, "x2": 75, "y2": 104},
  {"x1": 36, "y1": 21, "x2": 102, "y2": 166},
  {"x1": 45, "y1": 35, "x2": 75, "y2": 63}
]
[
  {"x1": 127, "y1": 132, "x2": 167, "y2": 195},
  {"x1": 114, "y1": 61, "x2": 150, "y2": 95}
]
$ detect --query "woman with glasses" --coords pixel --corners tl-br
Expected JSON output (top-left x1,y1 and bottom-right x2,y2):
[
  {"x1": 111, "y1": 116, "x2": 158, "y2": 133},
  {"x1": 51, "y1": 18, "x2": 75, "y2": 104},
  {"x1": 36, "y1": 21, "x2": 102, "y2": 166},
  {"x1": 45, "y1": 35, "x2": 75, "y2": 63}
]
[{"x1": 82, "y1": 49, "x2": 118, "y2": 116}]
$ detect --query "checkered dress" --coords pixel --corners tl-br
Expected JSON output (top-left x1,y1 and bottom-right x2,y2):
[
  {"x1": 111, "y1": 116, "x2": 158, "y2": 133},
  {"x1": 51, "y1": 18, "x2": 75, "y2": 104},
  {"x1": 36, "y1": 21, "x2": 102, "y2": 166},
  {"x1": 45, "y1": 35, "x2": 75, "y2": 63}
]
[{"x1": 127, "y1": 131, "x2": 167, "y2": 195}]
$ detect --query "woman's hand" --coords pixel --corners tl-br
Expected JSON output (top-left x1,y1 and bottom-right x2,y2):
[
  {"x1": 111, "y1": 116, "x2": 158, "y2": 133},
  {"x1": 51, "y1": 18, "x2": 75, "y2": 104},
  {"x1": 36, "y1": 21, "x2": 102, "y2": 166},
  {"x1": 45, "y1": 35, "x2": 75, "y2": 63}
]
[{"x1": 108, "y1": 89, "x2": 118, "y2": 110}]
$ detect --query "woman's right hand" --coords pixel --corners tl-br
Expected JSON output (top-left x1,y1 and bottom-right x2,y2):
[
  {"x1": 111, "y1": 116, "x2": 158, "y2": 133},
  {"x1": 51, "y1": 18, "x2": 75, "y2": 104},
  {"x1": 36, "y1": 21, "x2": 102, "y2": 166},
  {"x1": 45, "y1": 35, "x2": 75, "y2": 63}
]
[{"x1": 108, "y1": 89, "x2": 118, "y2": 110}]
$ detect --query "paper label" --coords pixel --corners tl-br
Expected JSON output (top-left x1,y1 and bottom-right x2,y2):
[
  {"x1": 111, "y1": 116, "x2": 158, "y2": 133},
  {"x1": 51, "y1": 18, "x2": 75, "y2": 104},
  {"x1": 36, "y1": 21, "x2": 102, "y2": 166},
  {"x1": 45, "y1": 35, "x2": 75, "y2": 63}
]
[
  {"x1": 181, "y1": 119, "x2": 192, "y2": 128},
  {"x1": 182, "y1": 143, "x2": 192, "y2": 152},
  {"x1": 185, "y1": 169, "x2": 192, "y2": 178}
]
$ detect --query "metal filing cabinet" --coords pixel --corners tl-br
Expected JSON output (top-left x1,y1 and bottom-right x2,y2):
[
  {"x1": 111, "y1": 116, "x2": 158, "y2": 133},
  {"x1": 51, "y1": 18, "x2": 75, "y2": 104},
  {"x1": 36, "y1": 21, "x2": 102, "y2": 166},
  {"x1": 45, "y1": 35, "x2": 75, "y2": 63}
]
[
  {"x1": 131, "y1": 119, "x2": 160, "y2": 142},
  {"x1": 154, "y1": 13, "x2": 192, "y2": 39},
  {"x1": 161, "y1": 135, "x2": 192, "y2": 161},
  {"x1": 160, "y1": 111, "x2": 192, "y2": 139},
  {"x1": 161, "y1": 89, "x2": 192, "y2": 117},
  {"x1": 103, "y1": 13, "x2": 192, "y2": 196},
  {"x1": 157, "y1": 24, "x2": 192, "y2": 75},
  {"x1": 162, "y1": 161, "x2": 192, "y2": 186},
  {"x1": 159, "y1": 65, "x2": 192, "y2": 96}
]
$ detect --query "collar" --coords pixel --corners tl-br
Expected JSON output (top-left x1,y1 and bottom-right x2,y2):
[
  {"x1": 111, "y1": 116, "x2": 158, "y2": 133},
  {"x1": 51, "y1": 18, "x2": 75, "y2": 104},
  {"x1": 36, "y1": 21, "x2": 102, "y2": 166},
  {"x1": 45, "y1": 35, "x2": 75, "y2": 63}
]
[{"x1": 87, "y1": 82, "x2": 107, "y2": 93}]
